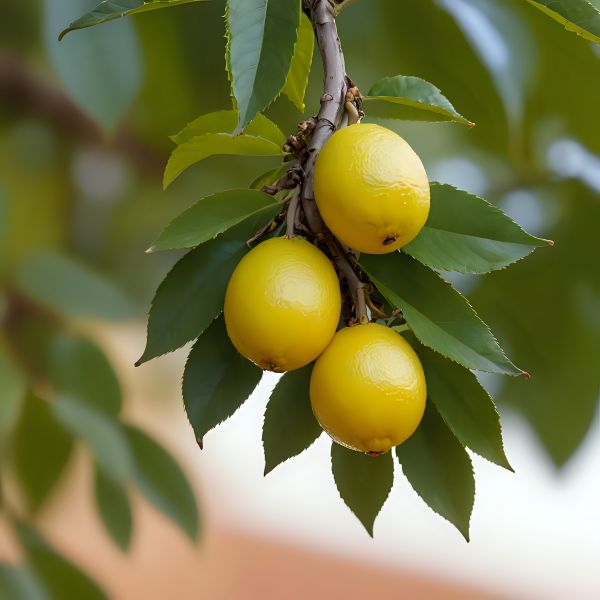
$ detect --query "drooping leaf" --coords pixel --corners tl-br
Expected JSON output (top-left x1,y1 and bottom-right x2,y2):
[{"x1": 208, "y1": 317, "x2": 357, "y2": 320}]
[
  {"x1": 59, "y1": 0, "x2": 209, "y2": 39},
  {"x1": 364, "y1": 75, "x2": 474, "y2": 125},
  {"x1": 0, "y1": 340, "x2": 26, "y2": 443},
  {"x1": 149, "y1": 189, "x2": 279, "y2": 252},
  {"x1": 14, "y1": 252, "x2": 135, "y2": 321},
  {"x1": 17, "y1": 523, "x2": 107, "y2": 600},
  {"x1": 12, "y1": 394, "x2": 73, "y2": 513},
  {"x1": 417, "y1": 343, "x2": 512, "y2": 470},
  {"x1": 227, "y1": 0, "x2": 300, "y2": 133},
  {"x1": 171, "y1": 110, "x2": 285, "y2": 146},
  {"x1": 137, "y1": 206, "x2": 280, "y2": 365},
  {"x1": 361, "y1": 253, "x2": 524, "y2": 376},
  {"x1": 0, "y1": 564, "x2": 46, "y2": 600},
  {"x1": 331, "y1": 444, "x2": 394, "y2": 536},
  {"x1": 43, "y1": 0, "x2": 141, "y2": 131},
  {"x1": 395, "y1": 402, "x2": 474, "y2": 541},
  {"x1": 262, "y1": 365, "x2": 321, "y2": 474},
  {"x1": 123, "y1": 425, "x2": 199, "y2": 540},
  {"x1": 523, "y1": 0, "x2": 600, "y2": 45},
  {"x1": 47, "y1": 334, "x2": 122, "y2": 416},
  {"x1": 404, "y1": 183, "x2": 551, "y2": 274},
  {"x1": 52, "y1": 398, "x2": 132, "y2": 482},
  {"x1": 164, "y1": 133, "x2": 284, "y2": 188},
  {"x1": 282, "y1": 13, "x2": 314, "y2": 112},
  {"x1": 183, "y1": 316, "x2": 262, "y2": 446},
  {"x1": 94, "y1": 466, "x2": 133, "y2": 551}
]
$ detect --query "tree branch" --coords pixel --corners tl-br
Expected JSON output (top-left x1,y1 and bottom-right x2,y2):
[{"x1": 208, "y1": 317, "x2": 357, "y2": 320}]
[
  {"x1": 301, "y1": 0, "x2": 347, "y2": 233},
  {"x1": 300, "y1": 0, "x2": 368, "y2": 323},
  {"x1": 285, "y1": 187, "x2": 302, "y2": 238}
]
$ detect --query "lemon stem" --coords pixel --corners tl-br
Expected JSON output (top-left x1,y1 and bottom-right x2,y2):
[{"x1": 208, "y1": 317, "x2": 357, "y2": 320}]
[
  {"x1": 324, "y1": 237, "x2": 368, "y2": 324},
  {"x1": 285, "y1": 187, "x2": 302, "y2": 238},
  {"x1": 365, "y1": 294, "x2": 388, "y2": 320},
  {"x1": 332, "y1": 0, "x2": 358, "y2": 16},
  {"x1": 345, "y1": 91, "x2": 360, "y2": 125}
]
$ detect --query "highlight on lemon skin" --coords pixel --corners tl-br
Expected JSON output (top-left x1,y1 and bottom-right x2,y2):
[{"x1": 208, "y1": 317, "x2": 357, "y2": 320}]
[
  {"x1": 314, "y1": 123, "x2": 430, "y2": 255},
  {"x1": 224, "y1": 236, "x2": 341, "y2": 373},
  {"x1": 310, "y1": 322, "x2": 427, "y2": 454}
]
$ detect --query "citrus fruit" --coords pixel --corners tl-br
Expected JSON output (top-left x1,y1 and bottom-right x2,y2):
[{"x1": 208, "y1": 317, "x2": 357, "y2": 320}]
[
  {"x1": 314, "y1": 123, "x2": 430, "y2": 254},
  {"x1": 224, "y1": 237, "x2": 341, "y2": 372},
  {"x1": 310, "y1": 323, "x2": 426, "y2": 453}
]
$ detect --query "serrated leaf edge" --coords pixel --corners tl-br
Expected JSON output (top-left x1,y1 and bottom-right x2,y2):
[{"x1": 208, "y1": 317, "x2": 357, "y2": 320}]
[
  {"x1": 395, "y1": 418, "x2": 475, "y2": 542},
  {"x1": 427, "y1": 377, "x2": 514, "y2": 472},
  {"x1": 331, "y1": 444, "x2": 394, "y2": 537},
  {"x1": 147, "y1": 190, "x2": 279, "y2": 252},
  {"x1": 163, "y1": 133, "x2": 284, "y2": 189},
  {"x1": 135, "y1": 264, "x2": 219, "y2": 367},
  {"x1": 365, "y1": 75, "x2": 475, "y2": 126},
  {"x1": 363, "y1": 259, "x2": 526, "y2": 377},
  {"x1": 181, "y1": 316, "x2": 261, "y2": 446},
  {"x1": 262, "y1": 379, "x2": 322, "y2": 475}
]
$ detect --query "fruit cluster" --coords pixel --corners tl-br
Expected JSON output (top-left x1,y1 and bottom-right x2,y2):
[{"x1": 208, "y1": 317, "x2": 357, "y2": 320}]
[{"x1": 224, "y1": 123, "x2": 430, "y2": 455}]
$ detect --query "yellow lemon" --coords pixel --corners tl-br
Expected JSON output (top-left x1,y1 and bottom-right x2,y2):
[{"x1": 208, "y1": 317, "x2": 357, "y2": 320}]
[
  {"x1": 310, "y1": 323, "x2": 426, "y2": 453},
  {"x1": 224, "y1": 237, "x2": 341, "y2": 372},
  {"x1": 314, "y1": 123, "x2": 430, "y2": 254}
]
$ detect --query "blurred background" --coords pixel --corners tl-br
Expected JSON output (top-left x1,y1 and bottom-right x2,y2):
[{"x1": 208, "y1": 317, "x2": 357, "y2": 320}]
[{"x1": 0, "y1": 0, "x2": 599, "y2": 598}]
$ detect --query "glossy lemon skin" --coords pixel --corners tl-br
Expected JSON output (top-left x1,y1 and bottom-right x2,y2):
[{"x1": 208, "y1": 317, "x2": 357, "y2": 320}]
[
  {"x1": 310, "y1": 323, "x2": 426, "y2": 453},
  {"x1": 224, "y1": 237, "x2": 341, "y2": 372},
  {"x1": 314, "y1": 123, "x2": 430, "y2": 254}
]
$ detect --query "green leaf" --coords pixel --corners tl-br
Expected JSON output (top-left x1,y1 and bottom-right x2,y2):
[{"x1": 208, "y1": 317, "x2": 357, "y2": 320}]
[
  {"x1": 164, "y1": 133, "x2": 284, "y2": 188},
  {"x1": 52, "y1": 397, "x2": 132, "y2": 482},
  {"x1": 17, "y1": 523, "x2": 107, "y2": 600},
  {"x1": 183, "y1": 316, "x2": 262, "y2": 446},
  {"x1": 47, "y1": 334, "x2": 122, "y2": 416},
  {"x1": 404, "y1": 183, "x2": 551, "y2": 274},
  {"x1": 14, "y1": 252, "x2": 135, "y2": 321},
  {"x1": 331, "y1": 444, "x2": 394, "y2": 536},
  {"x1": 12, "y1": 394, "x2": 73, "y2": 513},
  {"x1": 0, "y1": 340, "x2": 26, "y2": 444},
  {"x1": 417, "y1": 344, "x2": 512, "y2": 470},
  {"x1": 137, "y1": 206, "x2": 280, "y2": 365},
  {"x1": 360, "y1": 253, "x2": 524, "y2": 376},
  {"x1": 171, "y1": 109, "x2": 285, "y2": 146},
  {"x1": 43, "y1": 0, "x2": 141, "y2": 131},
  {"x1": 94, "y1": 466, "x2": 133, "y2": 551},
  {"x1": 524, "y1": 0, "x2": 600, "y2": 45},
  {"x1": 149, "y1": 189, "x2": 279, "y2": 252},
  {"x1": 395, "y1": 402, "x2": 474, "y2": 541},
  {"x1": 364, "y1": 75, "x2": 474, "y2": 125},
  {"x1": 227, "y1": 0, "x2": 300, "y2": 133},
  {"x1": 249, "y1": 164, "x2": 291, "y2": 190},
  {"x1": 0, "y1": 564, "x2": 46, "y2": 600},
  {"x1": 282, "y1": 13, "x2": 314, "y2": 112},
  {"x1": 123, "y1": 425, "x2": 199, "y2": 540},
  {"x1": 59, "y1": 0, "x2": 209, "y2": 40},
  {"x1": 262, "y1": 365, "x2": 321, "y2": 474}
]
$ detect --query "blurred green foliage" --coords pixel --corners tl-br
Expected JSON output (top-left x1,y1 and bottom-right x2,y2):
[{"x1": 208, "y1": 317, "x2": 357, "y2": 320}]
[{"x1": 0, "y1": 0, "x2": 598, "y2": 590}]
